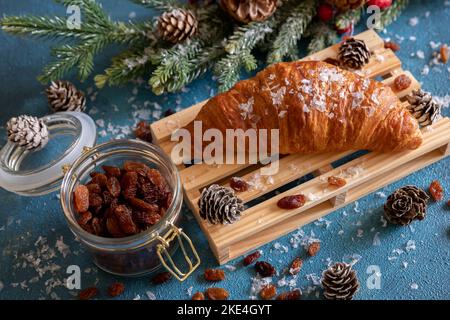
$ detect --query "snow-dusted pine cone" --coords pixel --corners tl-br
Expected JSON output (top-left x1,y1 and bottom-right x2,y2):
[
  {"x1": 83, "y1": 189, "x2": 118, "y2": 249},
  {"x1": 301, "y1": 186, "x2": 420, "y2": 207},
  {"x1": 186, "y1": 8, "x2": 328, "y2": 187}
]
[
  {"x1": 157, "y1": 9, "x2": 198, "y2": 43},
  {"x1": 384, "y1": 185, "x2": 429, "y2": 226},
  {"x1": 338, "y1": 37, "x2": 371, "y2": 69},
  {"x1": 198, "y1": 184, "x2": 244, "y2": 225},
  {"x1": 321, "y1": 262, "x2": 359, "y2": 300},
  {"x1": 6, "y1": 115, "x2": 49, "y2": 150},
  {"x1": 220, "y1": 0, "x2": 280, "y2": 23},
  {"x1": 406, "y1": 89, "x2": 442, "y2": 127},
  {"x1": 46, "y1": 80, "x2": 86, "y2": 113}
]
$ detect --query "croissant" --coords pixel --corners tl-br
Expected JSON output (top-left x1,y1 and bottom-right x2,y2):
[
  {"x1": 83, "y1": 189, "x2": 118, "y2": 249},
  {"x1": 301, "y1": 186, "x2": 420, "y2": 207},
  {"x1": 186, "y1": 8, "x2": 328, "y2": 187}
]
[{"x1": 185, "y1": 61, "x2": 422, "y2": 155}]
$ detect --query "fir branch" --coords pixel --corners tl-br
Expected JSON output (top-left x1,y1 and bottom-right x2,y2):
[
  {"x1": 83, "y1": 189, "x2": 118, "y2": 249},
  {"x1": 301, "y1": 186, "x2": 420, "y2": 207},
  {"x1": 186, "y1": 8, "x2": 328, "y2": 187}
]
[
  {"x1": 214, "y1": 53, "x2": 242, "y2": 93},
  {"x1": 55, "y1": 0, "x2": 112, "y2": 27},
  {"x1": 130, "y1": 0, "x2": 182, "y2": 11},
  {"x1": 335, "y1": 8, "x2": 362, "y2": 30},
  {"x1": 267, "y1": 0, "x2": 316, "y2": 64},
  {"x1": 378, "y1": 0, "x2": 409, "y2": 29},
  {"x1": 306, "y1": 21, "x2": 337, "y2": 55}
]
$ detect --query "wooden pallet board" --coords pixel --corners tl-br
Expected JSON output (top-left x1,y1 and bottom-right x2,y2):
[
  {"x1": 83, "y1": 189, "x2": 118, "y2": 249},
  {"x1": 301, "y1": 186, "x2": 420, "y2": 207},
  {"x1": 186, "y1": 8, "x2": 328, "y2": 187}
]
[{"x1": 151, "y1": 29, "x2": 450, "y2": 264}]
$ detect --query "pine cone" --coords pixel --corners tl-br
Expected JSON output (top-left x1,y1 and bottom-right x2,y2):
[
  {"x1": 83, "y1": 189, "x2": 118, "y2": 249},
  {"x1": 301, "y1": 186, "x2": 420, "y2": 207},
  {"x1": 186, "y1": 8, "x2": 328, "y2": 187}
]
[
  {"x1": 46, "y1": 81, "x2": 86, "y2": 113},
  {"x1": 327, "y1": 0, "x2": 367, "y2": 12},
  {"x1": 321, "y1": 262, "x2": 359, "y2": 300},
  {"x1": 338, "y1": 37, "x2": 371, "y2": 69},
  {"x1": 384, "y1": 185, "x2": 429, "y2": 226},
  {"x1": 6, "y1": 115, "x2": 49, "y2": 150},
  {"x1": 198, "y1": 184, "x2": 244, "y2": 224},
  {"x1": 220, "y1": 0, "x2": 280, "y2": 23},
  {"x1": 406, "y1": 89, "x2": 442, "y2": 127},
  {"x1": 157, "y1": 9, "x2": 198, "y2": 43}
]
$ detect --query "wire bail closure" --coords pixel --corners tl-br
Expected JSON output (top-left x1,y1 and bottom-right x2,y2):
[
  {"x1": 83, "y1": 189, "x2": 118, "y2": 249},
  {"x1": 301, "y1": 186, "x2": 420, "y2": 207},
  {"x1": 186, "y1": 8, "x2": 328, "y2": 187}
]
[{"x1": 156, "y1": 223, "x2": 200, "y2": 282}]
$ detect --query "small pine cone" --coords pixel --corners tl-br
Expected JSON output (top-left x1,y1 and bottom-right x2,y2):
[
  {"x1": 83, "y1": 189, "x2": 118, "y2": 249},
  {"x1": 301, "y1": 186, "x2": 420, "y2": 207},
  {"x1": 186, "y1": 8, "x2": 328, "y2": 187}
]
[
  {"x1": 384, "y1": 185, "x2": 429, "y2": 226},
  {"x1": 406, "y1": 89, "x2": 442, "y2": 127},
  {"x1": 198, "y1": 184, "x2": 244, "y2": 225},
  {"x1": 157, "y1": 9, "x2": 198, "y2": 43},
  {"x1": 6, "y1": 115, "x2": 49, "y2": 150},
  {"x1": 220, "y1": 0, "x2": 280, "y2": 23},
  {"x1": 338, "y1": 38, "x2": 371, "y2": 69},
  {"x1": 46, "y1": 81, "x2": 86, "y2": 113},
  {"x1": 327, "y1": 0, "x2": 367, "y2": 12},
  {"x1": 321, "y1": 262, "x2": 359, "y2": 300}
]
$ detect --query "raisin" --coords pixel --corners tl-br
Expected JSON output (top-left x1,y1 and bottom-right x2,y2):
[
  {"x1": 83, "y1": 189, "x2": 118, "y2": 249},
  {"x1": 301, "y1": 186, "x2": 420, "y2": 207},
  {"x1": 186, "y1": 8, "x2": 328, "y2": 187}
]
[
  {"x1": 106, "y1": 216, "x2": 126, "y2": 238},
  {"x1": 152, "y1": 271, "x2": 172, "y2": 284},
  {"x1": 429, "y1": 180, "x2": 444, "y2": 201},
  {"x1": 307, "y1": 242, "x2": 321, "y2": 257},
  {"x1": 441, "y1": 45, "x2": 448, "y2": 64},
  {"x1": 384, "y1": 41, "x2": 400, "y2": 52},
  {"x1": 276, "y1": 289, "x2": 301, "y2": 300},
  {"x1": 102, "y1": 165, "x2": 122, "y2": 178},
  {"x1": 243, "y1": 251, "x2": 261, "y2": 266},
  {"x1": 79, "y1": 287, "x2": 99, "y2": 300},
  {"x1": 230, "y1": 177, "x2": 250, "y2": 192},
  {"x1": 259, "y1": 284, "x2": 277, "y2": 300},
  {"x1": 328, "y1": 176, "x2": 347, "y2": 188},
  {"x1": 147, "y1": 169, "x2": 167, "y2": 189},
  {"x1": 323, "y1": 57, "x2": 340, "y2": 66},
  {"x1": 90, "y1": 173, "x2": 107, "y2": 188},
  {"x1": 106, "y1": 176, "x2": 121, "y2": 198},
  {"x1": 447, "y1": 200, "x2": 450, "y2": 206},
  {"x1": 91, "y1": 217, "x2": 103, "y2": 236},
  {"x1": 86, "y1": 183, "x2": 101, "y2": 194},
  {"x1": 255, "y1": 261, "x2": 276, "y2": 277},
  {"x1": 121, "y1": 171, "x2": 138, "y2": 199},
  {"x1": 108, "y1": 282, "x2": 125, "y2": 297},
  {"x1": 204, "y1": 269, "x2": 225, "y2": 282},
  {"x1": 192, "y1": 292, "x2": 205, "y2": 300},
  {"x1": 102, "y1": 190, "x2": 114, "y2": 206},
  {"x1": 89, "y1": 192, "x2": 103, "y2": 208},
  {"x1": 289, "y1": 257, "x2": 303, "y2": 275},
  {"x1": 123, "y1": 161, "x2": 150, "y2": 175},
  {"x1": 129, "y1": 197, "x2": 159, "y2": 213},
  {"x1": 277, "y1": 194, "x2": 306, "y2": 209},
  {"x1": 114, "y1": 205, "x2": 137, "y2": 235},
  {"x1": 135, "y1": 121, "x2": 153, "y2": 143},
  {"x1": 78, "y1": 211, "x2": 92, "y2": 226},
  {"x1": 205, "y1": 288, "x2": 229, "y2": 300},
  {"x1": 74, "y1": 185, "x2": 89, "y2": 213},
  {"x1": 133, "y1": 210, "x2": 161, "y2": 226},
  {"x1": 393, "y1": 74, "x2": 411, "y2": 92}
]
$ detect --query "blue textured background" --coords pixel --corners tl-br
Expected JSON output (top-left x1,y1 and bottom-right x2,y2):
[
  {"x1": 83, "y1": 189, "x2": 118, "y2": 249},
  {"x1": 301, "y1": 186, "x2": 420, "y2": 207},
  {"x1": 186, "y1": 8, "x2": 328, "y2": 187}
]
[{"x1": 0, "y1": 0, "x2": 449, "y2": 300}]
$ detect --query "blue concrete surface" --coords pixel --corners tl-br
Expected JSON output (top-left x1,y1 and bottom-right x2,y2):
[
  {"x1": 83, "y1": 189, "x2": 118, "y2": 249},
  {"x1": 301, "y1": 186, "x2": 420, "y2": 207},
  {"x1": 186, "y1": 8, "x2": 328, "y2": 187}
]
[{"x1": 0, "y1": 0, "x2": 448, "y2": 300}]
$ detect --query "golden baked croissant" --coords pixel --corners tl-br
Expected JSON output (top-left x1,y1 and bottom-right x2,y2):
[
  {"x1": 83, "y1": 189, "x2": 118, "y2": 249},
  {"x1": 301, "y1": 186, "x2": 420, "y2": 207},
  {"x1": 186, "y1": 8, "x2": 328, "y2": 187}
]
[{"x1": 185, "y1": 61, "x2": 422, "y2": 155}]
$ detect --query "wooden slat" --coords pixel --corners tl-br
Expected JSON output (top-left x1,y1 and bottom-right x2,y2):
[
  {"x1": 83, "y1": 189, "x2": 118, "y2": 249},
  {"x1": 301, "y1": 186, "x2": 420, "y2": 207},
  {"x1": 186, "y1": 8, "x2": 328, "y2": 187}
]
[{"x1": 206, "y1": 118, "x2": 450, "y2": 247}]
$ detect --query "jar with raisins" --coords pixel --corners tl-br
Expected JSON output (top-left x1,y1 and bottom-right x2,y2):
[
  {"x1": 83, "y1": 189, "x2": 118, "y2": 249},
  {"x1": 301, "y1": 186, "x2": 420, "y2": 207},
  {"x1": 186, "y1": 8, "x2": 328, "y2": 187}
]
[{"x1": 0, "y1": 112, "x2": 200, "y2": 279}]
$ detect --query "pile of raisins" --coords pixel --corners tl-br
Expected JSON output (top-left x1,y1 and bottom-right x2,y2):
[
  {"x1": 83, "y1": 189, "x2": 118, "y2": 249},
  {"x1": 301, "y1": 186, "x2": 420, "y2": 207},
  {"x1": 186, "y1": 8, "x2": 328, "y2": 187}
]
[{"x1": 73, "y1": 161, "x2": 172, "y2": 238}]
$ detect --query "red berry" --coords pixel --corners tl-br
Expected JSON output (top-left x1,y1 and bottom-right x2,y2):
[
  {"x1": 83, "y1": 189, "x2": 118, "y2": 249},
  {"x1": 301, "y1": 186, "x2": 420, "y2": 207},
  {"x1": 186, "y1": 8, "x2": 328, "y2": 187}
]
[
  {"x1": 367, "y1": 0, "x2": 392, "y2": 10},
  {"x1": 317, "y1": 3, "x2": 334, "y2": 22},
  {"x1": 336, "y1": 24, "x2": 353, "y2": 35}
]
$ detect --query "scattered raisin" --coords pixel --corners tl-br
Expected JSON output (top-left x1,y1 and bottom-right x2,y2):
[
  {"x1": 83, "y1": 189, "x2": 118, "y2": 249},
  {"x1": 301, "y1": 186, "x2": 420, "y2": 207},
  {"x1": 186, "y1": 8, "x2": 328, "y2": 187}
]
[
  {"x1": 277, "y1": 194, "x2": 306, "y2": 209},
  {"x1": 441, "y1": 45, "x2": 448, "y2": 64},
  {"x1": 328, "y1": 176, "x2": 347, "y2": 188},
  {"x1": 135, "y1": 121, "x2": 153, "y2": 143},
  {"x1": 255, "y1": 261, "x2": 276, "y2": 277},
  {"x1": 192, "y1": 292, "x2": 205, "y2": 300},
  {"x1": 205, "y1": 288, "x2": 229, "y2": 300},
  {"x1": 276, "y1": 289, "x2": 301, "y2": 300},
  {"x1": 447, "y1": 200, "x2": 450, "y2": 206},
  {"x1": 393, "y1": 74, "x2": 412, "y2": 92},
  {"x1": 230, "y1": 177, "x2": 250, "y2": 192},
  {"x1": 152, "y1": 271, "x2": 172, "y2": 284},
  {"x1": 108, "y1": 282, "x2": 125, "y2": 297},
  {"x1": 79, "y1": 287, "x2": 99, "y2": 300},
  {"x1": 307, "y1": 242, "x2": 321, "y2": 257},
  {"x1": 289, "y1": 257, "x2": 303, "y2": 275},
  {"x1": 384, "y1": 41, "x2": 400, "y2": 52},
  {"x1": 73, "y1": 185, "x2": 89, "y2": 213},
  {"x1": 429, "y1": 180, "x2": 444, "y2": 201},
  {"x1": 204, "y1": 269, "x2": 225, "y2": 282},
  {"x1": 259, "y1": 284, "x2": 277, "y2": 300},
  {"x1": 243, "y1": 251, "x2": 261, "y2": 266}
]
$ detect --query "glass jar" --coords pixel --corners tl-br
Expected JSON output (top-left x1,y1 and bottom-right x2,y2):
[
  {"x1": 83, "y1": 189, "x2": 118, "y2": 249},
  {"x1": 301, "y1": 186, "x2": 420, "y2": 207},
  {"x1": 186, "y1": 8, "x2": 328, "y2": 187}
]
[{"x1": 0, "y1": 112, "x2": 200, "y2": 280}]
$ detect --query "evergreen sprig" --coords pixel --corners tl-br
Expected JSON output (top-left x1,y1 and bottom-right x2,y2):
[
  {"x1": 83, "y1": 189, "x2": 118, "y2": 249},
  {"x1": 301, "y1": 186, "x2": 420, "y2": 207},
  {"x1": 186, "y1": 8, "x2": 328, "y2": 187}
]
[
  {"x1": 306, "y1": 21, "x2": 337, "y2": 55},
  {"x1": 130, "y1": 0, "x2": 182, "y2": 11},
  {"x1": 335, "y1": 8, "x2": 362, "y2": 30},
  {"x1": 267, "y1": 0, "x2": 316, "y2": 64},
  {"x1": 378, "y1": 0, "x2": 409, "y2": 29}
]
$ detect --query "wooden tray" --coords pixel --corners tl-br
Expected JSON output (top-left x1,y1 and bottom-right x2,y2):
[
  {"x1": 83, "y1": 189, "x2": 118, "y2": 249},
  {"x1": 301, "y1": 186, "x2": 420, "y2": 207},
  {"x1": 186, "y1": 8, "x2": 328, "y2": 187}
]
[{"x1": 151, "y1": 30, "x2": 450, "y2": 265}]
